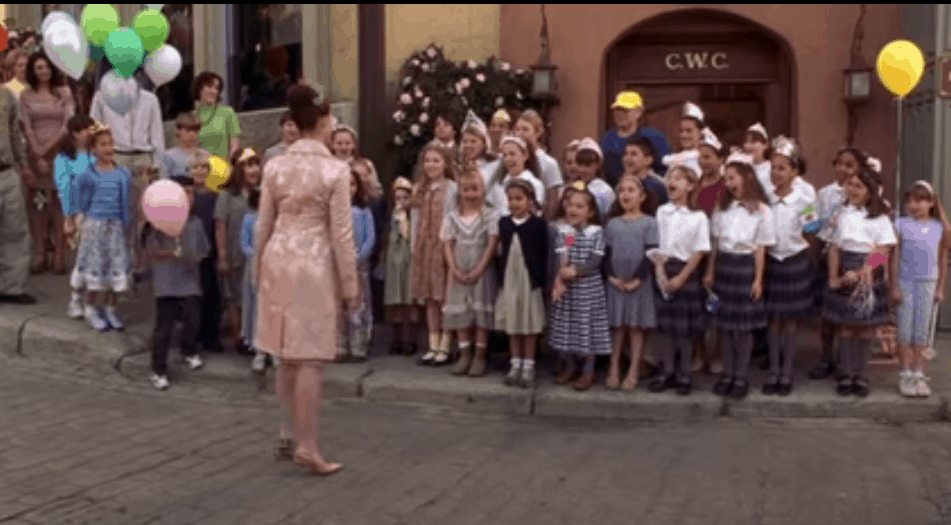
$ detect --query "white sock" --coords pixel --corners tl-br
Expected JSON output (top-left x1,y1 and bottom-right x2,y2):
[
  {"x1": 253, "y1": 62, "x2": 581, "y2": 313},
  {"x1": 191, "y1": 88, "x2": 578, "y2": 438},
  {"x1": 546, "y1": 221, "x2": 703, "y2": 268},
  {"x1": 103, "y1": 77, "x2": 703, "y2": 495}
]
[
  {"x1": 70, "y1": 291, "x2": 82, "y2": 303},
  {"x1": 458, "y1": 341, "x2": 471, "y2": 350},
  {"x1": 510, "y1": 357, "x2": 522, "y2": 370},
  {"x1": 84, "y1": 304, "x2": 98, "y2": 317},
  {"x1": 523, "y1": 359, "x2": 536, "y2": 370}
]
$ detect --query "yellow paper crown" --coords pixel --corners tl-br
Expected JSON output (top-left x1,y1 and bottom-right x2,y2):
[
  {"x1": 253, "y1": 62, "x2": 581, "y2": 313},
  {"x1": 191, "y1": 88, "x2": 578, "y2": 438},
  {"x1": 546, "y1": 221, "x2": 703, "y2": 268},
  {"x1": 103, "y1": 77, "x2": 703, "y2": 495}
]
[
  {"x1": 392, "y1": 176, "x2": 413, "y2": 193},
  {"x1": 237, "y1": 148, "x2": 258, "y2": 164},
  {"x1": 90, "y1": 121, "x2": 111, "y2": 133},
  {"x1": 571, "y1": 180, "x2": 587, "y2": 192},
  {"x1": 491, "y1": 109, "x2": 512, "y2": 124}
]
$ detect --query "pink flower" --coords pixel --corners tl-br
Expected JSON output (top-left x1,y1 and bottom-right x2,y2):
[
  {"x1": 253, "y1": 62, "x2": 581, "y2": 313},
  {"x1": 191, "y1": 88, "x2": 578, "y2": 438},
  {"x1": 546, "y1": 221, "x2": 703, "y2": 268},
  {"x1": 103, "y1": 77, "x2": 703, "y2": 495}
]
[
  {"x1": 419, "y1": 112, "x2": 429, "y2": 124},
  {"x1": 500, "y1": 62, "x2": 511, "y2": 71},
  {"x1": 399, "y1": 93, "x2": 412, "y2": 105},
  {"x1": 426, "y1": 45, "x2": 438, "y2": 59},
  {"x1": 410, "y1": 58, "x2": 421, "y2": 67},
  {"x1": 393, "y1": 110, "x2": 405, "y2": 123},
  {"x1": 394, "y1": 135, "x2": 404, "y2": 146},
  {"x1": 422, "y1": 97, "x2": 430, "y2": 108},
  {"x1": 421, "y1": 63, "x2": 430, "y2": 72},
  {"x1": 414, "y1": 87, "x2": 424, "y2": 99},
  {"x1": 410, "y1": 124, "x2": 421, "y2": 136},
  {"x1": 460, "y1": 77, "x2": 471, "y2": 88},
  {"x1": 401, "y1": 76, "x2": 412, "y2": 87},
  {"x1": 466, "y1": 60, "x2": 477, "y2": 69},
  {"x1": 565, "y1": 234, "x2": 575, "y2": 247},
  {"x1": 475, "y1": 73, "x2": 486, "y2": 83},
  {"x1": 495, "y1": 96, "x2": 504, "y2": 107}
]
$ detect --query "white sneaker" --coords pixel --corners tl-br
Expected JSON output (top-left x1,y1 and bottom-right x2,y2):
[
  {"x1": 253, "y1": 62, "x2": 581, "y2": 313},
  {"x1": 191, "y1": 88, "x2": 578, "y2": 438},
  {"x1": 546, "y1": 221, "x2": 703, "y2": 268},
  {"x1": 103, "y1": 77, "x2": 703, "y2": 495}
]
[
  {"x1": 185, "y1": 355, "x2": 204, "y2": 370},
  {"x1": 67, "y1": 297, "x2": 84, "y2": 319},
  {"x1": 915, "y1": 373, "x2": 932, "y2": 397},
  {"x1": 251, "y1": 352, "x2": 267, "y2": 373},
  {"x1": 898, "y1": 371, "x2": 917, "y2": 398},
  {"x1": 150, "y1": 374, "x2": 169, "y2": 390}
]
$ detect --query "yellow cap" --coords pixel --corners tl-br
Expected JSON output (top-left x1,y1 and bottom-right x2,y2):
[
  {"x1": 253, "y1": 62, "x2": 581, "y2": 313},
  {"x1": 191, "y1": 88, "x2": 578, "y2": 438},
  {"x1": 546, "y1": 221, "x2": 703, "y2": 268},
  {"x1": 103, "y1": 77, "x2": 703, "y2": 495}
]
[{"x1": 611, "y1": 91, "x2": 643, "y2": 110}]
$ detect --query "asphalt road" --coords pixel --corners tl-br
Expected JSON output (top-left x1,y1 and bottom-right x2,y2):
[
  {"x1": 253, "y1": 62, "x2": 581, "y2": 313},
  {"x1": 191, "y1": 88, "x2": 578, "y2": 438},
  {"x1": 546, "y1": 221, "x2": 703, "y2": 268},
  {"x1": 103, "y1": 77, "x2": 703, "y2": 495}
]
[{"x1": 3, "y1": 356, "x2": 951, "y2": 525}]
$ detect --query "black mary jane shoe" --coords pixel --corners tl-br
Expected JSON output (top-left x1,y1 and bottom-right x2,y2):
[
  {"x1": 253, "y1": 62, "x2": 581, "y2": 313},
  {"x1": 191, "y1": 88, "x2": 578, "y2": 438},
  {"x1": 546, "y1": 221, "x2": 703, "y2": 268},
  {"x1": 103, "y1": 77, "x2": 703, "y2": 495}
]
[
  {"x1": 836, "y1": 377, "x2": 853, "y2": 396},
  {"x1": 729, "y1": 378, "x2": 750, "y2": 400},
  {"x1": 762, "y1": 375, "x2": 779, "y2": 396},
  {"x1": 675, "y1": 375, "x2": 692, "y2": 396},
  {"x1": 713, "y1": 375, "x2": 734, "y2": 396},
  {"x1": 388, "y1": 341, "x2": 404, "y2": 355},
  {"x1": 776, "y1": 376, "x2": 793, "y2": 397},
  {"x1": 648, "y1": 374, "x2": 675, "y2": 393},
  {"x1": 852, "y1": 377, "x2": 870, "y2": 398}
]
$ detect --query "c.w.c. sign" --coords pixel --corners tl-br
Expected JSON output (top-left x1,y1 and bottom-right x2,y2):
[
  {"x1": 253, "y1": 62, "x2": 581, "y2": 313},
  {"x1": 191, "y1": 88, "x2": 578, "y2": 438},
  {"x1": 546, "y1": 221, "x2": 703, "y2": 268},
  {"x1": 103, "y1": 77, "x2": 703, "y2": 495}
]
[{"x1": 615, "y1": 43, "x2": 777, "y2": 81}]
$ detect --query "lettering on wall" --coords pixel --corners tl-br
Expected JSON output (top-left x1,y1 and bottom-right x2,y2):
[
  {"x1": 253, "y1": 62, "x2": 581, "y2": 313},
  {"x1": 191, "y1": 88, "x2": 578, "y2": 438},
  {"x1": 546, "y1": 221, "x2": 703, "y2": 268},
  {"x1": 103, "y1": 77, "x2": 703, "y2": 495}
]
[{"x1": 664, "y1": 52, "x2": 729, "y2": 71}]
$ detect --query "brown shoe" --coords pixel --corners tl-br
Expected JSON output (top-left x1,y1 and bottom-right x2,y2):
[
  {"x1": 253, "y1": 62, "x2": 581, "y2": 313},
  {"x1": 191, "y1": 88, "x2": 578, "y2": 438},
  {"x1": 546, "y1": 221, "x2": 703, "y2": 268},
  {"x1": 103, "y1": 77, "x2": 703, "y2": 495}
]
[
  {"x1": 573, "y1": 372, "x2": 596, "y2": 391},
  {"x1": 467, "y1": 354, "x2": 487, "y2": 377},
  {"x1": 452, "y1": 347, "x2": 473, "y2": 376},
  {"x1": 555, "y1": 367, "x2": 576, "y2": 385}
]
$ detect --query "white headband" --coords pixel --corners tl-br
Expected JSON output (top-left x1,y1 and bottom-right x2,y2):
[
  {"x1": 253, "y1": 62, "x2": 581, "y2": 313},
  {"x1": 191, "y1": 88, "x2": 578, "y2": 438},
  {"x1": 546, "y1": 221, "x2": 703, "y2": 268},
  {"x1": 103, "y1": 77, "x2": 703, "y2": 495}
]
[
  {"x1": 914, "y1": 180, "x2": 935, "y2": 196},
  {"x1": 683, "y1": 101, "x2": 704, "y2": 123},
  {"x1": 499, "y1": 134, "x2": 528, "y2": 152},
  {"x1": 747, "y1": 122, "x2": 768, "y2": 142},
  {"x1": 700, "y1": 128, "x2": 722, "y2": 152},
  {"x1": 577, "y1": 137, "x2": 603, "y2": 160},
  {"x1": 726, "y1": 151, "x2": 754, "y2": 167}
]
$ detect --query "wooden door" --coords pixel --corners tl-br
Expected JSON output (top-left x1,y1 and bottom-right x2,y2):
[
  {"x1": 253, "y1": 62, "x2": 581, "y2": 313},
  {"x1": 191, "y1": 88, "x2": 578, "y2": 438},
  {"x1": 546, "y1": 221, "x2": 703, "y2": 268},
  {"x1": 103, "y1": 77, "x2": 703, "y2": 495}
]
[{"x1": 620, "y1": 84, "x2": 699, "y2": 152}]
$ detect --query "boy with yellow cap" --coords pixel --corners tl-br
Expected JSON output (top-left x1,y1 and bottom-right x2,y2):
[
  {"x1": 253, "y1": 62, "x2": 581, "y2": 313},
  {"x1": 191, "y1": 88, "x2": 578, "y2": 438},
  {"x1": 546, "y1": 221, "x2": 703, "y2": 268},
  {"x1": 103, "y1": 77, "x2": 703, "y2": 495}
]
[{"x1": 600, "y1": 90, "x2": 671, "y2": 187}]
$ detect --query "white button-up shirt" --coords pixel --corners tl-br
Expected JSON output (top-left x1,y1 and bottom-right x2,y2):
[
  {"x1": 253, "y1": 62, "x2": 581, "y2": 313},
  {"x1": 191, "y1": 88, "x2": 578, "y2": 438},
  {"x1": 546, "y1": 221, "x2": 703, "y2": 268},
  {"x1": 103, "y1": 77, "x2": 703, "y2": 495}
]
[
  {"x1": 817, "y1": 182, "x2": 846, "y2": 242},
  {"x1": 768, "y1": 186, "x2": 815, "y2": 261},
  {"x1": 90, "y1": 90, "x2": 165, "y2": 154},
  {"x1": 656, "y1": 203, "x2": 711, "y2": 262},
  {"x1": 711, "y1": 201, "x2": 776, "y2": 255},
  {"x1": 832, "y1": 205, "x2": 897, "y2": 253}
]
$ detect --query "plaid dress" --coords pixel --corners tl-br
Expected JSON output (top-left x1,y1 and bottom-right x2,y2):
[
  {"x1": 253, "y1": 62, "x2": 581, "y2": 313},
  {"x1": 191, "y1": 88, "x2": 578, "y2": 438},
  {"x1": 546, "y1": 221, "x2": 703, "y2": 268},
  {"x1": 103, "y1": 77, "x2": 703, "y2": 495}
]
[
  {"x1": 821, "y1": 250, "x2": 890, "y2": 326},
  {"x1": 766, "y1": 249, "x2": 815, "y2": 319},
  {"x1": 655, "y1": 259, "x2": 708, "y2": 336},
  {"x1": 713, "y1": 252, "x2": 767, "y2": 331},
  {"x1": 548, "y1": 224, "x2": 611, "y2": 356}
]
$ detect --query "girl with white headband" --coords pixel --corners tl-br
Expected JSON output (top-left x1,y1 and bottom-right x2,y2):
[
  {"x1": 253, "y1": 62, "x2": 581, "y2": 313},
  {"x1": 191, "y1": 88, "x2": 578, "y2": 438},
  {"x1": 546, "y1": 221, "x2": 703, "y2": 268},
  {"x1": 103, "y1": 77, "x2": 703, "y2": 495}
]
[
  {"x1": 486, "y1": 134, "x2": 545, "y2": 217},
  {"x1": 891, "y1": 180, "x2": 951, "y2": 397}
]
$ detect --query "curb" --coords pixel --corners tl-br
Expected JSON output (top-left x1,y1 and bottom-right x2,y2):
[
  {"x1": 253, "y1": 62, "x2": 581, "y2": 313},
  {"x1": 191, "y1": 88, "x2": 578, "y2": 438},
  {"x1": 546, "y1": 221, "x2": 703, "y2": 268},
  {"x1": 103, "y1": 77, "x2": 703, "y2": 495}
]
[{"x1": 3, "y1": 311, "x2": 950, "y2": 424}]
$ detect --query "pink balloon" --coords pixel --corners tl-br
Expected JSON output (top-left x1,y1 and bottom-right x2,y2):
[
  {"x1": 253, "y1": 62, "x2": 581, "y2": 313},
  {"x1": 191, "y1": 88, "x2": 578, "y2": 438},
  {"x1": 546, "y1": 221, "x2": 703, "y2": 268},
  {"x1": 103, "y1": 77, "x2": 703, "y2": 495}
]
[{"x1": 142, "y1": 180, "x2": 190, "y2": 238}]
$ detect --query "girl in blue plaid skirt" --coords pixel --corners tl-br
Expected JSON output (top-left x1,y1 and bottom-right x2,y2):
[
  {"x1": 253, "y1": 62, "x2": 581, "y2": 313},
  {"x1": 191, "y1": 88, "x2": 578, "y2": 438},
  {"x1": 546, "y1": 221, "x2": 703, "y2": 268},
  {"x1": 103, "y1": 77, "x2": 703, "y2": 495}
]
[{"x1": 704, "y1": 155, "x2": 775, "y2": 400}]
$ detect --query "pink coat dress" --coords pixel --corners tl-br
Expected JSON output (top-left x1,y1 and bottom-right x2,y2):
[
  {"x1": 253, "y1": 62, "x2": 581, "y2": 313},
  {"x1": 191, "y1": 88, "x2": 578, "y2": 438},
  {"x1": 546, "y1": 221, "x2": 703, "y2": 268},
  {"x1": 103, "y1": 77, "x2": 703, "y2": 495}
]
[{"x1": 254, "y1": 139, "x2": 359, "y2": 361}]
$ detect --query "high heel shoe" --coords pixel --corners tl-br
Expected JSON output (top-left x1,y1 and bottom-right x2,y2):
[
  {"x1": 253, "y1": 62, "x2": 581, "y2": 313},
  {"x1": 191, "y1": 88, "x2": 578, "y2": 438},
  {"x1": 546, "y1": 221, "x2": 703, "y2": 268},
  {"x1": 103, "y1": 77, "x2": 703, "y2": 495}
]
[
  {"x1": 292, "y1": 452, "x2": 343, "y2": 477},
  {"x1": 274, "y1": 438, "x2": 294, "y2": 461}
]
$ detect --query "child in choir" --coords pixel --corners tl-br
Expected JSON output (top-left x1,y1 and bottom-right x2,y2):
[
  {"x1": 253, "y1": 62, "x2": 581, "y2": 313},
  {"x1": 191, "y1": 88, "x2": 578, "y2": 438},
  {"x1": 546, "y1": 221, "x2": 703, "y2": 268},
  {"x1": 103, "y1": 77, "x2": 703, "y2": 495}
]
[
  {"x1": 243, "y1": 189, "x2": 267, "y2": 373},
  {"x1": 158, "y1": 113, "x2": 211, "y2": 180},
  {"x1": 649, "y1": 165, "x2": 710, "y2": 395},
  {"x1": 496, "y1": 179, "x2": 548, "y2": 387},
  {"x1": 622, "y1": 136, "x2": 668, "y2": 208},
  {"x1": 143, "y1": 174, "x2": 210, "y2": 390},
  {"x1": 573, "y1": 138, "x2": 615, "y2": 217},
  {"x1": 892, "y1": 181, "x2": 950, "y2": 397},
  {"x1": 460, "y1": 110, "x2": 499, "y2": 184},
  {"x1": 696, "y1": 128, "x2": 727, "y2": 216},
  {"x1": 821, "y1": 169, "x2": 896, "y2": 397},
  {"x1": 704, "y1": 154, "x2": 775, "y2": 399},
  {"x1": 562, "y1": 139, "x2": 581, "y2": 186},
  {"x1": 411, "y1": 144, "x2": 458, "y2": 366},
  {"x1": 432, "y1": 112, "x2": 459, "y2": 154},
  {"x1": 263, "y1": 111, "x2": 299, "y2": 166},
  {"x1": 744, "y1": 123, "x2": 771, "y2": 187},
  {"x1": 441, "y1": 167, "x2": 500, "y2": 377},
  {"x1": 662, "y1": 102, "x2": 705, "y2": 175},
  {"x1": 762, "y1": 137, "x2": 817, "y2": 396},
  {"x1": 56, "y1": 114, "x2": 95, "y2": 317},
  {"x1": 338, "y1": 167, "x2": 376, "y2": 363},
  {"x1": 514, "y1": 110, "x2": 564, "y2": 219},
  {"x1": 70, "y1": 123, "x2": 132, "y2": 332},
  {"x1": 604, "y1": 174, "x2": 659, "y2": 390},
  {"x1": 384, "y1": 176, "x2": 419, "y2": 356},
  {"x1": 488, "y1": 109, "x2": 516, "y2": 154},
  {"x1": 215, "y1": 148, "x2": 262, "y2": 354},
  {"x1": 486, "y1": 135, "x2": 546, "y2": 216},
  {"x1": 810, "y1": 147, "x2": 869, "y2": 380},
  {"x1": 550, "y1": 182, "x2": 612, "y2": 391}
]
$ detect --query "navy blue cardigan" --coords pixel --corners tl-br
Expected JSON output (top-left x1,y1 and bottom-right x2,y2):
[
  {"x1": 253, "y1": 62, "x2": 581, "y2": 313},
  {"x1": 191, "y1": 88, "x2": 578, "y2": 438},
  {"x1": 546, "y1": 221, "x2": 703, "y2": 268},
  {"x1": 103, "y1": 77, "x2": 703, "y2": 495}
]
[{"x1": 497, "y1": 215, "x2": 549, "y2": 291}]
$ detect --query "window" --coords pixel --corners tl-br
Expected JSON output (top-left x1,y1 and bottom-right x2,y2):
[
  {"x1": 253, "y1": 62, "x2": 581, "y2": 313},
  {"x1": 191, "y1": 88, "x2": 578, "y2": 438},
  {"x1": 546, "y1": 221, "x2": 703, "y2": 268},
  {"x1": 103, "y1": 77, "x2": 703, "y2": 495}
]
[
  {"x1": 231, "y1": 4, "x2": 302, "y2": 112},
  {"x1": 146, "y1": 3, "x2": 194, "y2": 120}
]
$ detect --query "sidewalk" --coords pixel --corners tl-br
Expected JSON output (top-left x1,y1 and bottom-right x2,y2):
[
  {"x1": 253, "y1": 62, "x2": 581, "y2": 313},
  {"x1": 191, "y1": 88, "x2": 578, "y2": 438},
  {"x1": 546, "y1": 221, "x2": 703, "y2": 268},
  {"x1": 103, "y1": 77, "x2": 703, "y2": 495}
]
[{"x1": 3, "y1": 273, "x2": 951, "y2": 423}]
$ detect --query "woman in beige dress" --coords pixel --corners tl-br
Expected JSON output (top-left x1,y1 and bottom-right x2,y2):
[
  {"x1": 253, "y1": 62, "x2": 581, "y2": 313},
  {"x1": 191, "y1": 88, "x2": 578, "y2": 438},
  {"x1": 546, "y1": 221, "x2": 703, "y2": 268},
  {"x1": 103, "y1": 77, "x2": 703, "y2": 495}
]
[{"x1": 254, "y1": 84, "x2": 359, "y2": 476}]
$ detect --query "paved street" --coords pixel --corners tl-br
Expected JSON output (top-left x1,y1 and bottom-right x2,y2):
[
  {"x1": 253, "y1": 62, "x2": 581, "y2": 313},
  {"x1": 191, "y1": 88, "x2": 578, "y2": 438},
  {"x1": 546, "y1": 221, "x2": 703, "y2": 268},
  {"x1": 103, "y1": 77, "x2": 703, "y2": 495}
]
[{"x1": 2, "y1": 357, "x2": 951, "y2": 525}]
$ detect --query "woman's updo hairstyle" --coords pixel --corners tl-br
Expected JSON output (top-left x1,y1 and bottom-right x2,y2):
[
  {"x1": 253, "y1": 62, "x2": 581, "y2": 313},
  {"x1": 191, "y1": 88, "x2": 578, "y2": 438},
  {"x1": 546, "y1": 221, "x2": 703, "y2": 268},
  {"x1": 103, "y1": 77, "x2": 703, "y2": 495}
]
[{"x1": 287, "y1": 84, "x2": 331, "y2": 132}]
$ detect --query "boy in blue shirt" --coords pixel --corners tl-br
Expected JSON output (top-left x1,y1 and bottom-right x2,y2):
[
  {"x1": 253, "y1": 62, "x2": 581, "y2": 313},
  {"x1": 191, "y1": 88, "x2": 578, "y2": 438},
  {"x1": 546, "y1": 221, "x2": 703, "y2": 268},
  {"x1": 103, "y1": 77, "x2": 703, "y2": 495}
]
[{"x1": 600, "y1": 91, "x2": 671, "y2": 187}]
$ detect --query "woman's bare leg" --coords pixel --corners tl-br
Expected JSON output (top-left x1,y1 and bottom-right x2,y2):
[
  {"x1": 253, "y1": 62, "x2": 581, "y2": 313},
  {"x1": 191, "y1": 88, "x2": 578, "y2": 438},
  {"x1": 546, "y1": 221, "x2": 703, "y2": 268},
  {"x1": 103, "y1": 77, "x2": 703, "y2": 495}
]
[
  {"x1": 293, "y1": 362, "x2": 340, "y2": 470},
  {"x1": 608, "y1": 329, "x2": 625, "y2": 387},
  {"x1": 275, "y1": 361, "x2": 295, "y2": 439},
  {"x1": 625, "y1": 328, "x2": 645, "y2": 385}
]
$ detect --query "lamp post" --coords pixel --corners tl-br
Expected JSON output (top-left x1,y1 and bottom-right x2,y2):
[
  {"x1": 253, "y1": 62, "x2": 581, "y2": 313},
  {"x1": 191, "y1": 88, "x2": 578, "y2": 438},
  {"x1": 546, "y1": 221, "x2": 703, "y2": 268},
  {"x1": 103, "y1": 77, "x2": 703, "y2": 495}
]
[
  {"x1": 843, "y1": 4, "x2": 872, "y2": 146},
  {"x1": 530, "y1": 4, "x2": 559, "y2": 152}
]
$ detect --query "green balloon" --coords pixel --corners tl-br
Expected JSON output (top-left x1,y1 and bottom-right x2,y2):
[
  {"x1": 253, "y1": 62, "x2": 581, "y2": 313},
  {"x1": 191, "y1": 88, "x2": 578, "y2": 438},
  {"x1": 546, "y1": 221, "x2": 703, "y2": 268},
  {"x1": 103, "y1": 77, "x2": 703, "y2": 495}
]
[
  {"x1": 81, "y1": 4, "x2": 120, "y2": 46},
  {"x1": 132, "y1": 9, "x2": 169, "y2": 52},
  {"x1": 104, "y1": 28, "x2": 145, "y2": 78}
]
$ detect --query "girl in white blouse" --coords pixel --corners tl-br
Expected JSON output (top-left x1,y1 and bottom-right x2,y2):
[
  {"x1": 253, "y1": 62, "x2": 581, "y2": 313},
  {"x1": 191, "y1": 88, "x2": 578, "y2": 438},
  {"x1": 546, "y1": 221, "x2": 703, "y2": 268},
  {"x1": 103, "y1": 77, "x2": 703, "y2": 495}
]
[
  {"x1": 648, "y1": 165, "x2": 710, "y2": 396},
  {"x1": 762, "y1": 139, "x2": 817, "y2": 396},
  {"x1": 703, "y1": 154, "x2": 776, "y2": 400},
  {"x1": 821, "y1": 169, "x2": 896, "y2": 398}
]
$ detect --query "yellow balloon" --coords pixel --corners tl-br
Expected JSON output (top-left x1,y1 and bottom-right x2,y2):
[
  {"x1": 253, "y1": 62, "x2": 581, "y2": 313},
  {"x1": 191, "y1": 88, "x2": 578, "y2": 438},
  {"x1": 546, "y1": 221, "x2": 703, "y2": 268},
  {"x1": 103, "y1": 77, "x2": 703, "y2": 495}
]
[
  {"x1": 206, "y1": 155, "x2": 231, "y2": 193},
  {"x1": 876, "y1": 39, "x2": 926, "y2": 98}
]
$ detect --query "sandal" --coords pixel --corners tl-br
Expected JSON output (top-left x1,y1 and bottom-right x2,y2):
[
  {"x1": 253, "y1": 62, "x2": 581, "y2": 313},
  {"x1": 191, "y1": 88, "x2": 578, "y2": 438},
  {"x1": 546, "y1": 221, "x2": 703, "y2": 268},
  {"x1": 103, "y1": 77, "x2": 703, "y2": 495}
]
[
  {"x1": 605, "y1": 373, "x2": 621, "y2": 390},
  {"x1": 836, "y1": 376, "x2": 852, "y2": 396},
  {"x1": 620, "y1": 376, "x2": 638, "y2": 391},
  {"x1": 292, "y1": 452, "x2": 343, "y2": 477},
  {"x1": 776, "y1": 375, "x2": 793, "y2": 397},
  {"x1": 762, "y1": 375, "x2": 779, "y2": 396},
  {"x1": 852, "y1": 377, "x2": 870, "y2": 398},
  {"x1": 713, "y1": 375, "x2": 734, "y2": 396},
  {"x1": 416, "y1": 351, "x2": 436, "y2": 366}
]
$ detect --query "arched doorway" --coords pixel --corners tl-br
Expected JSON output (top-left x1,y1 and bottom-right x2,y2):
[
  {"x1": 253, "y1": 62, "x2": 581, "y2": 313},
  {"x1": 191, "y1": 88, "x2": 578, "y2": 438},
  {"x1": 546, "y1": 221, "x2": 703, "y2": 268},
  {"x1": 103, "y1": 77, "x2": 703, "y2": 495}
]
[{"x1": 604, "y1": 9, "x2": 796, "y2": 151}]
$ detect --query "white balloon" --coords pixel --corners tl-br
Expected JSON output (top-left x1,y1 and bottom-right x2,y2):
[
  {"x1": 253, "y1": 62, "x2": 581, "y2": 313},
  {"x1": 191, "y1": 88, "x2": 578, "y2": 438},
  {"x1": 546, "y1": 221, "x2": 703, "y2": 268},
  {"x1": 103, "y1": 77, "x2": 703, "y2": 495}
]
[
  {"x1": 143, "y1": 45, "x2": 182, "y2": 88},
  {"x1": 40, "y1": 11, "x2": 75, "y2": 37},
  {"x1": 100, "y1": 70, "x2": 141, "y2": 116},
  {"x1": 41, "y1": 19, "x2": 89, "y2": 81}
]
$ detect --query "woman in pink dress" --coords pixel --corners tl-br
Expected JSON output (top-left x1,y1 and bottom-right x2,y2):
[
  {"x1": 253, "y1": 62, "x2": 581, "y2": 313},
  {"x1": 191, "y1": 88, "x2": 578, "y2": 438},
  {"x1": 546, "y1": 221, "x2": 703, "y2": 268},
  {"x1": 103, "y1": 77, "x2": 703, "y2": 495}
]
[
  {"x1": 20, "y1": 52, "x2": 73, "y2": 274},
  {"x1": 254, "y1": 84, "x2": 360, "y2": 476}
]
